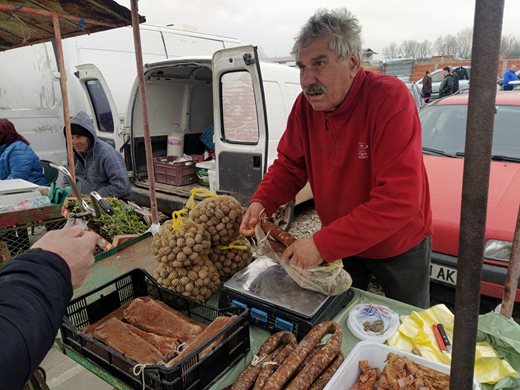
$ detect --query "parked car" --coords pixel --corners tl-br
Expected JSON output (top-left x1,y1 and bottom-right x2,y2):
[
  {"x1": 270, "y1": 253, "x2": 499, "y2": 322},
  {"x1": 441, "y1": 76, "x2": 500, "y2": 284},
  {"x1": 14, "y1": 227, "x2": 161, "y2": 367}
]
[
  {"x1": 420, "y1": 91, "x2": 520, "y2": 313},
  {"x1": 416, "y1": 66, "x2": 471, "y2": 99}
]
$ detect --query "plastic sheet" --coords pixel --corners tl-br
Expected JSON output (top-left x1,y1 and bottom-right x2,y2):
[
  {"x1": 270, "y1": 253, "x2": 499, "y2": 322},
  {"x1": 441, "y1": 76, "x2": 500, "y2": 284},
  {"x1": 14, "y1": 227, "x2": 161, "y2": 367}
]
[{"x1": 254, "y1": 224, "x2": 352, "y2": 296}]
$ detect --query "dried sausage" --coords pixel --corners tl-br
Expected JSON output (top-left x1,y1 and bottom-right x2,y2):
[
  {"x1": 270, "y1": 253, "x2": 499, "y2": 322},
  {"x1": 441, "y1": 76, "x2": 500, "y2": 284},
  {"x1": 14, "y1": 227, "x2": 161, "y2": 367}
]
[
  {"x1": 259, "y1": 218, "x2": 296, "y2": 248},
  {"x1": 263, "y1": 321, "x2": 342, "y2": 390},
  {"x1": 253, "y1": 342, "x2": 296, "y2": 390},
  {"x1": 309, "y1": 352, "x2": 344, "y2": 390},
  {"x1": 232, "y1": 332, "x2": 296, "y2": 390},
  {"x1": 286, "y1": 322, "x2": 343, "y2": 390}
]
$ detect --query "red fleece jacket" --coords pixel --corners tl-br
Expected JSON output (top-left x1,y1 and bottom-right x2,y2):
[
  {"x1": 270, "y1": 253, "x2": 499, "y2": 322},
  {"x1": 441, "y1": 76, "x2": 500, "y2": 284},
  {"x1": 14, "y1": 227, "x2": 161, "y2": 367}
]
[{"x1": 251, "y1": 69, "x2": 432, "y2": 261}]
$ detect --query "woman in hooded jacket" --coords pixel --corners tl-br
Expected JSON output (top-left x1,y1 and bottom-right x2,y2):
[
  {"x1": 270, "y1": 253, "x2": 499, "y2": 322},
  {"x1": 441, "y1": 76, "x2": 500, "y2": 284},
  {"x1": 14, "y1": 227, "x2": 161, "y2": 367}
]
[{"x1": 0, "y1": 119, "x2": 46, "y2": 185}]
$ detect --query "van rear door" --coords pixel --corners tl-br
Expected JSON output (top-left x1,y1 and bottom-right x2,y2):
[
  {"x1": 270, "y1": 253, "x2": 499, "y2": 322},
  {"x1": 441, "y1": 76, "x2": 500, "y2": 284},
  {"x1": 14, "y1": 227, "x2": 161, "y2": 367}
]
[
  {"x1": 212, "y1": 45, "x2": 268, "y2": 205},
  {"x1": 76, "y1": 64, "x2": 123, "y2": 152}
]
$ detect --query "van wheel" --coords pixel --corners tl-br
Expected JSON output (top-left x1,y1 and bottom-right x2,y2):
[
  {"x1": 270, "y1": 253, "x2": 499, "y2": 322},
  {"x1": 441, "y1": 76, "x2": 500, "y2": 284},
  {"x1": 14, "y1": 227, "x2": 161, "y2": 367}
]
[{"x1": 272, "y1": 201, "x2": 294, "y2": 231}]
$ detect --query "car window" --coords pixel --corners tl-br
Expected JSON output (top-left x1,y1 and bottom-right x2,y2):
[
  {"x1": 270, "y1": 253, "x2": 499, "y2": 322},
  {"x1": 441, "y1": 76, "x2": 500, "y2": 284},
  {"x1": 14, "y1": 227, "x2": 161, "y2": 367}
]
[
  {"x1": 420, "y1": 104, "x2": 520, "y2": 159},
  {"x1": 431, "y1": 71, "x2": 445, "y2": 83}
]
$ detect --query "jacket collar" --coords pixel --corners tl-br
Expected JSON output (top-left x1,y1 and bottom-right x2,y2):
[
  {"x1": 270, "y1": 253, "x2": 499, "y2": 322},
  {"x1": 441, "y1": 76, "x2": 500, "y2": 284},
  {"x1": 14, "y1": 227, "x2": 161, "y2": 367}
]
[{"x1": 324, "y1": 67, "x2": 366, "y2": 120}]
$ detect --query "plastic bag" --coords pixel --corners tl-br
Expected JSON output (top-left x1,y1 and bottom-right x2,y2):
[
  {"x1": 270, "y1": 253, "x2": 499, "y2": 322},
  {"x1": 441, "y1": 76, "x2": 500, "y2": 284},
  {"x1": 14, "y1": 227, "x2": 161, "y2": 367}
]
[{"x1": 254, "y1": 224, "x2": 352, "y2": 296}]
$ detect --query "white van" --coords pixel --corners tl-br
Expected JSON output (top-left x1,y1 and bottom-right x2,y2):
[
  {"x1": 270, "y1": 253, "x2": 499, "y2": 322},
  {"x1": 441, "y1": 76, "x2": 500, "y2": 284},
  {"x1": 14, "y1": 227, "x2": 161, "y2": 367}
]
[
  {"x1": 77, "y1": 45, "x2": 311, "y2": 226},
  {"x1": 0, "y1": 24, "x2": 242, "y2": 164}
]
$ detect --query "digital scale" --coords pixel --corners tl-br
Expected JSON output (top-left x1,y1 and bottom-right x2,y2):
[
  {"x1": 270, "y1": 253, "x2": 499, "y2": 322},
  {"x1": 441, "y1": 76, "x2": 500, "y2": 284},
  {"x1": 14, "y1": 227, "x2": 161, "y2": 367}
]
[{"x1": 218, "y1": 256, "x2": 354, "y2": 340}]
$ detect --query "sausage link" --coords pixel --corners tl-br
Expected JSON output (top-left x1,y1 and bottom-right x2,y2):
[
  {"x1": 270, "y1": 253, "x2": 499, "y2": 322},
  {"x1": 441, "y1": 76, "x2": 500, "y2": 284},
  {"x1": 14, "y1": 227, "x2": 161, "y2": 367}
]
[
  {"x1": 232, "y1": 332, "x2": 296, "y2": 390},
  {"x1": 253, "y1": 342, "x2": 296, "y2": 390},
  {"x1": 309, "y1": 352, "x2": 344, "y2": 390},
  {"x1": 263, "y1": 321, "x2": 341, "y2": 390},
  {"x1": 260, "y1": 218, "x2": 297, "y2": 248},
  {"x1": 294, "y1": 345, "x2": 325, "y2": 376},
  {"x1": 286, "y1": 322, "x2": 343, "y2": 390}
]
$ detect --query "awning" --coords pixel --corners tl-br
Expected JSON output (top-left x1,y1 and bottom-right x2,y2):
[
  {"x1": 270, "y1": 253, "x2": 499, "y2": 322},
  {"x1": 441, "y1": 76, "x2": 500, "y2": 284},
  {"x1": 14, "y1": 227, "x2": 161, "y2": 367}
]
[{"x1": 0, "y1": 0, "x2": 145, "y2": 51}]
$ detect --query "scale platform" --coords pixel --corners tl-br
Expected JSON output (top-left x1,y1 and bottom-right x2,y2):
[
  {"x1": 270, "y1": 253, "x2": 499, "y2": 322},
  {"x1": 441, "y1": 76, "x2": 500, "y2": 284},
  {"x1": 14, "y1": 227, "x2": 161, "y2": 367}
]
[{"x1": 219, "y1": 256, "x2": 354, "y2": 340}]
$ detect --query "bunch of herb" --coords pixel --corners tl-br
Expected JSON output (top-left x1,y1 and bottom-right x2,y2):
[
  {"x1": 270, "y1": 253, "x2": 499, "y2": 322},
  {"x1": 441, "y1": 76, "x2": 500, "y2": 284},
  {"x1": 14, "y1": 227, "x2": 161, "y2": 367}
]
[{"x1": 69, "y1": 197, "x2": 149, "y2": 242}]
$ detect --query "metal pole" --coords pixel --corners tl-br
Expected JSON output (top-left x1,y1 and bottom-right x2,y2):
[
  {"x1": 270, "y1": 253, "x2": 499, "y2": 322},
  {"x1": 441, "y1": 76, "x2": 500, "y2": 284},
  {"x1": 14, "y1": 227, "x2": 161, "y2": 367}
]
[
  {"x1": 451, "y1": 0, "x2": 504, "y2": 389},
  {"x1": 129, "y1": 0, "x2": 159, "y2": 226},
  {"x1": 501, "y1": 205, "x2": 520, "y2": 318},
  {"x1": 52, "y1": 15, "x2": 75, "y2": 181}
]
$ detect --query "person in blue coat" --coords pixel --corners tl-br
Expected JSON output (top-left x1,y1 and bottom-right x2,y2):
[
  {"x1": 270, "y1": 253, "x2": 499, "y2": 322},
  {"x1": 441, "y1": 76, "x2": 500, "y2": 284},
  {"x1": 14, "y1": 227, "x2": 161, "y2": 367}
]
[
  {"x1": 0, "y1": 119, "x2": 46, "y2": 185},
  {"x1": 503, "y1": 64, "x2": 519, "y2": 91}
]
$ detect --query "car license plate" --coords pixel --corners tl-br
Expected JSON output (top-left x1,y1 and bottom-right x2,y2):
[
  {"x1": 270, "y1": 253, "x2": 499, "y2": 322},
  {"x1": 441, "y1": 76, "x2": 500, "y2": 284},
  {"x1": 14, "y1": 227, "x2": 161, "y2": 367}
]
[{"x1": 430, "y1": 263, "x2": 457, "y2": 286}]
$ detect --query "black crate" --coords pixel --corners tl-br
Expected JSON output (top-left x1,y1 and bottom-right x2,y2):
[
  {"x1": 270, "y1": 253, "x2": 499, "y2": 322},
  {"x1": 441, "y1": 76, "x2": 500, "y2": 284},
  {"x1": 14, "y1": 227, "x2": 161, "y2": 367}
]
[{"x1": 60, "y1": 269, "x2": 249, "y2": 390}]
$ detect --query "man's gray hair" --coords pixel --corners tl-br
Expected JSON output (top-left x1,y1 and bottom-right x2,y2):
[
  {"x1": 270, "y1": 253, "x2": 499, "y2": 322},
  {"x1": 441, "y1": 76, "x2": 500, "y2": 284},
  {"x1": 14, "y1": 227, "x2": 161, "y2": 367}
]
[{"x1": 291, "y1": 8, "x2": 362, "y2": 60}]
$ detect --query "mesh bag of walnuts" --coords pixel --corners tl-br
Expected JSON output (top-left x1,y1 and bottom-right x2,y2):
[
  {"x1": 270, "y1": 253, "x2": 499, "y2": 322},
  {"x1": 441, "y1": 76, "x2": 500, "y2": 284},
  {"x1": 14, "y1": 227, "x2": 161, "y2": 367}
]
[
  {"x1": 151, "y1": 217, "x2": 211, "y2": 268},
  {"x1": 208, "y1": 236, "x2": 253, "y2": 280},
  {"x1": 152, "y1": 258, "x2": 220, "y2": 302},
  {"x1": 189, "y1": 194, "x2": 244, "y2": 246}
]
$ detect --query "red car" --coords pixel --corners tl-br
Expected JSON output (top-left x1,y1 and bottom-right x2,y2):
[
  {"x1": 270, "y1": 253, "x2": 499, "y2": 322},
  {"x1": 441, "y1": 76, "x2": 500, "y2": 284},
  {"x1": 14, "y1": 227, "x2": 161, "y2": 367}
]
[{"x1": 420, "y1": 91, "x2": 520, "y2": 313}]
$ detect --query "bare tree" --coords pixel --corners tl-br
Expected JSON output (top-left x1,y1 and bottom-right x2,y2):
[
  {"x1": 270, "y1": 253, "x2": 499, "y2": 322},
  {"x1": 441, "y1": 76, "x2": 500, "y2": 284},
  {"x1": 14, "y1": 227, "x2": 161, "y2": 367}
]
[
  {"x1": 399, "y1": 40, "x2": 419, "y2": 58},
  {"x1": 501, "y1": 34, "x2": 520, "y2": 58},
  {"x1": 455, "y1": 28, "x2": 473, "y2": 58},
  {"x1": 417, "y1": 40, "x2": 433, "y2": 60},
  {"x1": 383, "y1": 42, "x2": 399, "y2": 58}
]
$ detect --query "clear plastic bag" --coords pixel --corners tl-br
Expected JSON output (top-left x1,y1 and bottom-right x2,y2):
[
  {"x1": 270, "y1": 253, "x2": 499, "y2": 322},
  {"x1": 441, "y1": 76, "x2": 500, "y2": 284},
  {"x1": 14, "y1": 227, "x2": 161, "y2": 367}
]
[{"x1": 254, "y1": 224, "x2": 352, "y2": 296}]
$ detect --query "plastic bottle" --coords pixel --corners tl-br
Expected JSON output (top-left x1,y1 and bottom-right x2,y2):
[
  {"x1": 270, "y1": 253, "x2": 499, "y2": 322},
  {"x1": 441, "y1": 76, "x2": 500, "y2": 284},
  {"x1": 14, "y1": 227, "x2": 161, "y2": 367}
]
[{"x1": 167, "y1": 121, "x2": 184, "y2": 158}]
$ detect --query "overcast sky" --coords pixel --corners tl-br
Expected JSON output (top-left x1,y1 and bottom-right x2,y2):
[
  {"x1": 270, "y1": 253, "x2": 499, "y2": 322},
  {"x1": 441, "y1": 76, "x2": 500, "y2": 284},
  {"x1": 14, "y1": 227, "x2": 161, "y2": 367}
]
[{"x1": 119, "y1": 0, "x2": 520, "y2": 58}]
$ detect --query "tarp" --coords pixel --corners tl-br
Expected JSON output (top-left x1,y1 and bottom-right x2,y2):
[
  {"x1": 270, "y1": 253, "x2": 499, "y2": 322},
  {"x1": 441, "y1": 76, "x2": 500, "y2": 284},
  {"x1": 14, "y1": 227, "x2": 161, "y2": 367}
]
[{"x1": 0, "y1": 0, "x2": 144, "y2": 51}]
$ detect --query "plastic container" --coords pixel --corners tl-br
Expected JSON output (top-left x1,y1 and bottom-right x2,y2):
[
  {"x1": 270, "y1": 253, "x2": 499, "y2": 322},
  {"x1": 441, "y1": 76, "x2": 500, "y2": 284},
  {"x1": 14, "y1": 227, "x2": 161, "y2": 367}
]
[
  {"x1": 153, "y1": 156, "x2": 197, "y2": 186},
  {"x1": 324, "y1": 340, "x2": 481, "y2": 390},
  {"x1": 60, "y1": 269, "x2": 250, "y2": 390},
  {"x1": 195, "y1": 160, "x2": 216, "y2": 187},
  {"x1": 208, "y1": 168, "x2": 217, "y2": 192},
  {"x1": 346, "y1": 303, "x2": 399, "y2": 343},
  {"x1": 167, "y1": 122, "x2": 184, "y2": 157}
]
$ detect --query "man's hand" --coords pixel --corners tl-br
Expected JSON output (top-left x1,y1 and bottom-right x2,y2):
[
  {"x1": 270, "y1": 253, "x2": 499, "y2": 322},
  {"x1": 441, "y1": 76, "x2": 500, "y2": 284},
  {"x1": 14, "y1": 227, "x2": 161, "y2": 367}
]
[
  {"x1": 32, "y1": 227, "x2": 97, "y2": 288},
  {"x1": 239, "y1": 202, "x2": 265, "y2": 236},
  {"x1": 283, "y1": 237, "x2": 323, "y2": 269}
]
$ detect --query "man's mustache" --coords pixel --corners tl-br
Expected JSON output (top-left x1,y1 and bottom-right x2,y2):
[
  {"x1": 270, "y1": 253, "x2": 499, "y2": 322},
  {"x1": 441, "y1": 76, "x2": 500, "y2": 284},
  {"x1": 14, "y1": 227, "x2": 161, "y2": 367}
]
[{"x1": 304, "y1": 83, "x2": 326, "y2": 95}]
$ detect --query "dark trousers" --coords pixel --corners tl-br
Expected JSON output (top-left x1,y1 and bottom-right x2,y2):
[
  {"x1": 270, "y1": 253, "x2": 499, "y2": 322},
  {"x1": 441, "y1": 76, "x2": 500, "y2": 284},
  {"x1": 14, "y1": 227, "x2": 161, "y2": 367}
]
[
  {"x1": 342, "y1": 237, "x2": 431, "y2": 308},
  {"x1": 423, "y1": 92, "x2": 431, "y2": 103}
]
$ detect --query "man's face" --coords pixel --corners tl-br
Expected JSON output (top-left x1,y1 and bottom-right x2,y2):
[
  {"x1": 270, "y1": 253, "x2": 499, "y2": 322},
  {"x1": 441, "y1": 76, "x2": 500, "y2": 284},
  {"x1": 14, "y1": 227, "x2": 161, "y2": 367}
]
[
  {"x1": 71, "y1": 134, "x2": 91, "y2": 154},
  {"x1": 512, "y1": 64, "x2": 518, "y2": 72},
  {"x1": 296, "y1": 35, "x2": 360, "y2": 112},
  {"x1": 443, "y1": 70, "x2": 449, "y2": 77}
]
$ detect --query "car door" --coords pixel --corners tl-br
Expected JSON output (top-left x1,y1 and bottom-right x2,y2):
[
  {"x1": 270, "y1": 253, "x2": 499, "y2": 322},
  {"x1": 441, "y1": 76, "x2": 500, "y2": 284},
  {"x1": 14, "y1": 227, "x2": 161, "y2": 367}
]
[
  {"x1": 212, "y1": 46, "x2": 268, "y2": 205},
  {"x1": 76, "y1": 64, "x2": 123, "y2": 151}
]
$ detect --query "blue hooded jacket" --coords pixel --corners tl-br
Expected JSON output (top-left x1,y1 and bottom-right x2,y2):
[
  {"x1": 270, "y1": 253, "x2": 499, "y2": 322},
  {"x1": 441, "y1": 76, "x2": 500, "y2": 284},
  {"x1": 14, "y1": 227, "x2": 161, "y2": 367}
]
[
  {"x1": 0, "y1": 140, "x2": 46, "y2": 185},
  {"x1": 68, "y1": 111, "x2": 131, "y2": 198}
]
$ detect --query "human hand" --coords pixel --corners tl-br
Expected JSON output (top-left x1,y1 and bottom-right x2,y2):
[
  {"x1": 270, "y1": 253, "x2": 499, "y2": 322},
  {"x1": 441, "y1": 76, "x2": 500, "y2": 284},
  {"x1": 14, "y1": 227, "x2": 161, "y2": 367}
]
[
  {"x1": 32, "y1": 226, "x2": 97, "y2": 288},
  {"x1": 283, "y1": 237, "x2": 323, "y2": 269},
  {"x1": 239, "y1": 202, "x2": 265, "y2": 236}
]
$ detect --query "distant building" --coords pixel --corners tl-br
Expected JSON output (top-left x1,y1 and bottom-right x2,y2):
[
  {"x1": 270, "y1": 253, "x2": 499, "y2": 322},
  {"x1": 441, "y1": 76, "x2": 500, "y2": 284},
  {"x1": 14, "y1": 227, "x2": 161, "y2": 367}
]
[{"x1": 362, "y1": 48, "x2": 378, "y2": 62}]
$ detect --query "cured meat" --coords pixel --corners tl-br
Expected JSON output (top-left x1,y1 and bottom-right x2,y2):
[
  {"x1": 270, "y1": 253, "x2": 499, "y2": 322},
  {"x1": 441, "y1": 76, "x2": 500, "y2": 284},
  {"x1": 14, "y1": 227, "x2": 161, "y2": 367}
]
[
  {"x1": 231, "y1": 332, "x2": 297, "y2": 390},
  {"x1": 165, "y1": 315, "x2": 235, "y2": 367},
  {"x1": 264, "y1": 321, "x2": 342, "y2": 390},
  {"x1": 92, "y1": 317, "x2": 163, "y2": 364},
  {"x1": 309, "y1": 352, "x2": 344, "y2": 390},
  {"x1": 124, "y1": 297, "x2": 203, "y2": 340},
  {"x1": 350, "y1": 360, "x2": 378, "y2": 390},
  {"x1": 125, "y1": 322, "x2": 179, "y2": 357}
]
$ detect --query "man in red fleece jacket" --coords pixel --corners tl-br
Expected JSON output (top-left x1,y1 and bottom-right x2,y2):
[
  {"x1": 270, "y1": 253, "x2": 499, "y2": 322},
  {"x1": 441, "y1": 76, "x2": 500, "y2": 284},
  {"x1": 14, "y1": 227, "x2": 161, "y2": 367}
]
[{"x1": 239, "y1": 8, "x2": 432, "y2": 307}]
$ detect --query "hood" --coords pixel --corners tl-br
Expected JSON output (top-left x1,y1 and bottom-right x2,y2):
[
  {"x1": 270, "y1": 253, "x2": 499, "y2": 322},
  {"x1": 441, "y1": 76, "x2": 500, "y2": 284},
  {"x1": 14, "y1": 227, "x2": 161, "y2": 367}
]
[
  {"x1": 424, "y1": 155, "x2": 520, "y2": 255},
  {"x1": 64, "y1": 111, "x2": 97, "y2": 144}
]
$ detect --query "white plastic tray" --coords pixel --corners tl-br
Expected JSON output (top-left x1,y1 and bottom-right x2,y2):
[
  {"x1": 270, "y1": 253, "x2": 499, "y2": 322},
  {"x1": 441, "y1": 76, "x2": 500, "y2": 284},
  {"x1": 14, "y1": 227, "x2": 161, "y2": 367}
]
[{"x1": 324, "y1": 340, "x2": 480, "y2": 389}]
